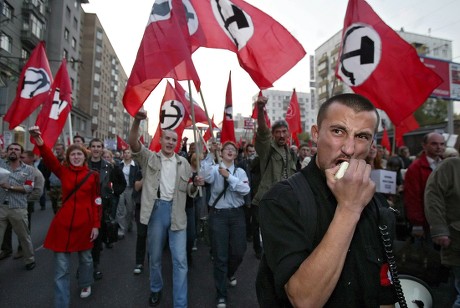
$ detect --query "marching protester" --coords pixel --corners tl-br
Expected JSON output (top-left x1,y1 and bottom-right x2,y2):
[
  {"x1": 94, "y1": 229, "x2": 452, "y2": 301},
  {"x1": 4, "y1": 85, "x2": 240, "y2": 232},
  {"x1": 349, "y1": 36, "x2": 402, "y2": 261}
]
[
  {"x1": 29, "y1": 127, "x2": 101, "y2": 306},
  {"x1": 257, "y1": 94, "x2": 397, "y2": 307},
  {"x1": 200, "y1": 141, "x2": 250, "y2": 308},
  {"x1": 0, "y1": 143, "x2": 36, "y2": 269},
  {"x1": 128, "y1": 110, "x2": 201, "y2": 308},
  {"x1": 88, "y1": 139, "x2": 126, "y2": 279}
]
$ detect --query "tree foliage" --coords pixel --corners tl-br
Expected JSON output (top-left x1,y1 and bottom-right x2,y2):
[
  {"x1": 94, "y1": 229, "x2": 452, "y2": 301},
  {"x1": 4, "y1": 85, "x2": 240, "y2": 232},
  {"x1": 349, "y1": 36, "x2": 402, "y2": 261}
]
[{"x1": 414, "y1": 98, "x2": 449, "y2": 126}]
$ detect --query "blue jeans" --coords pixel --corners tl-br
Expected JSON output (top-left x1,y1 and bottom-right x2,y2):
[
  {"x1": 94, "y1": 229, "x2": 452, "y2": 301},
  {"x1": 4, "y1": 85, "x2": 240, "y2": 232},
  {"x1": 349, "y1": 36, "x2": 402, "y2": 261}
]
[
  {"x1": 453, "y1": 266, "x2": 460, "y2": 308},
  {"x1": 148, "y1": 199, "x2": 188, "y2": 308},
  {"x1": 54, "y1": 249, "x2": 93, "y2": 308},
  {"x1": 209, "y1": 207, "x2": 247, "y2": 300}
]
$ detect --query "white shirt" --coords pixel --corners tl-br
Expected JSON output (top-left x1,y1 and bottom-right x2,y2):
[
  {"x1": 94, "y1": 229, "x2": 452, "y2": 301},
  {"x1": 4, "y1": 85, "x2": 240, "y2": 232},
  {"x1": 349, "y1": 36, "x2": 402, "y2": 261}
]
[
  {"x1": 159, "y1": 152, "x2": 177, "y2": 201},
  {"x1": 122, "y1": 159, "x2": 135, "y2": 186}
]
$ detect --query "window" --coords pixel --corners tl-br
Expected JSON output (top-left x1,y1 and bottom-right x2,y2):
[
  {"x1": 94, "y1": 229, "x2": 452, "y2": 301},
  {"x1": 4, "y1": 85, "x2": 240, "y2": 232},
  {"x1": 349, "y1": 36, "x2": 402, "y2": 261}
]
[
  {"x1": 30, "y1": 15, "x2": 44, "y2": 38},
  {"x1": 94, "y1": 87, "x2": 100, "y2": 96},
  {"x1": 66, "y1": 6, "x2": 71, "y2": 19},
  {"x1": 70, "y1": 77, "x2": 75, "y2": 91},
  {"x1": 94, "y1": 73, "x2": 100, "y2": 82},
  {"x1": 73, "y1": 17, "x2": 78, "y2": 30},
  {"x1": 0, "y1": 33, "x2": 12, "y2": 52},
  {"x1": 21, "y1": 48, "x2": 29, "y2": 59},
  {"x1": 95, "y1": 60, "x2": 101, "y2": 68},
  {"x1": 62, "y1": 49, "x2": 68, "y2": 60},
  {"x1": 96, "y1": 29, "x2": 103, "y2": 40},
  {"x1": 2, "y1": 2, "x2": 13, "y2": 19},
  {"x1": 64, "y1": 28, "x2": 69, "y2": 41},
  {"x1": 96, "y1": 45, "x2": 102, "y2": 53}
]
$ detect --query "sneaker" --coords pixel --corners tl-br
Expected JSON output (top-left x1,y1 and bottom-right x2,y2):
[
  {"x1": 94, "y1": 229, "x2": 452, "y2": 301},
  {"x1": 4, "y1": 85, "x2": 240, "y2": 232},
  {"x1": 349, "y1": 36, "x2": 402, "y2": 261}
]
[
  {"x1": 25, "y1": 262, "x2": 36, "y2": 271},
  {"x1": 228, "y1": 276, "x2": 237, "y2": 287},
  {"x1": 133, "y1": 264, "x2": 143, "y2": 275},
  {"x1": 216, "y1": 297, "x2": 226, "y2": 308},
  {"x1": 80, "y1": 286, "x2": 91, "y2": 298}
]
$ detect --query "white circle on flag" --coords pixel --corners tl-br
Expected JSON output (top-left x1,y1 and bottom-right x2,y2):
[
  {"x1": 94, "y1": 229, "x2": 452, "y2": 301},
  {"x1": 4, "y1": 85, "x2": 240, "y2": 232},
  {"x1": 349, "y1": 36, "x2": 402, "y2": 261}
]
[
  {"x1": 211, "y1": 0, "x2": 254, "y2": 51},
  {"x1": 160, "y1": 100, "x2": 186, "y2": 130},
  {"x1": 183, "y1": 0, "x2": 199, "y2": 35},
  {"x1": 338, "y1": 23, "x2": 381, "y2": 86},
  {"x1": 149, "y1": 0, "x2": 171, "y2": 23},
  {"x1": 20, "y1": 68, "x2": 51, "y2": 99}
]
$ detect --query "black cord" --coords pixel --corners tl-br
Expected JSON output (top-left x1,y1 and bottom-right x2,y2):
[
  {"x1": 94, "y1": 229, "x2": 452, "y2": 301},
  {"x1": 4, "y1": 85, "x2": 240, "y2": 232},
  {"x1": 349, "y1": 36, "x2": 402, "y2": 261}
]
[{"x1": 379, "y1": 224, "x2": 408, "y2": 308}]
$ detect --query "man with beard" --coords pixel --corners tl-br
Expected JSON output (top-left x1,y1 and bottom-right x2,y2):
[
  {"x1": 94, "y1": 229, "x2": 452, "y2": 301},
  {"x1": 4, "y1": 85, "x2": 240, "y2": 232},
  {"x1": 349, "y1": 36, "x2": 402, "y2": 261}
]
[
  {"x1": 251, "y1": 97, "x2": 297, "y2": 260},
  {"x1": 0, "y1": 143, "x2": 36, "y2": 270}
]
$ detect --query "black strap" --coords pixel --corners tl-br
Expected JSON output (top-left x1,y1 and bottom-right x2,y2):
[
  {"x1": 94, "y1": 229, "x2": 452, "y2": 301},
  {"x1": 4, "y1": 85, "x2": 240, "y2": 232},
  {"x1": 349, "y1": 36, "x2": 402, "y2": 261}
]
[
  {"x1": 211, "y1": 167, "x2": 238, "y2": 208},
  {"x1": 62, "y1": 171, "x2": 95, "y2": 204},
  {"x1": 287, "y1": 172, "x2": 317, "y2": 251}
]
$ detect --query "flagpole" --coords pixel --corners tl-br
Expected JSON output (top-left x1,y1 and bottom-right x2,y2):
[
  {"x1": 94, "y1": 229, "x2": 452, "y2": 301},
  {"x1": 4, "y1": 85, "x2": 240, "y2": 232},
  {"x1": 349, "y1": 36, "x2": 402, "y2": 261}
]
[
  {"x1": 187, "y1": 80, "x2": 203, "y2": 197},
  {"x1": 67, "y1": 111, "x2": 73, "y2": 145}
]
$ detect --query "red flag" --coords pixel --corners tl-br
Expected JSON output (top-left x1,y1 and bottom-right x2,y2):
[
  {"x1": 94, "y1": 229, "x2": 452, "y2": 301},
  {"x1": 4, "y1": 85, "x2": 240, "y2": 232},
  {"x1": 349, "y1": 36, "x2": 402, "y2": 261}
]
[
  {"x1": 286, "y1": 89, "x2": 301, "y2": 147},
  {"x1": 220, "y1": 72, "x2": 236, "y2": 144},
  {"x1": 139, "y1": 135, "x2": 145, "y2": 145},
  {"x1": 251, "y1": 91, "x2": 271, "y2": 128},
  {"x1": 190, "y1": 0, "x2": 305, "y2": 89},
  {"x1": 381, "y1": 124, "x2": 391, "y2": 153},
  {"x1": 123, "y1": 0, "x2": 200, "y2": 116},
  {"x1": 286, "y1": 88, "x2": 302, "y2": 137},
  {"x1": 396, "y1": 115, "x2": 419, "y2": 147},
  {"x1": 5, "y1": 41, "x2": 52, "y2": 129},
  {"x1": 149, "y1": 123, "x2": 162, "y2": 152},
  {"x1": 33, "y1": 59, "x2": 71, "y2": 153},
  {"x1": 336, "y1": 0, "x2": 443, "y2": 125},
  {"x1": 203, "y1": 115, "x2": 215, "y2": 142},
  {"x1": 173, "y1": 81, "x2": 209, "y2": 126},
  {"x1": 117, "y1": 135, "x2": 129, "y2": 151}
]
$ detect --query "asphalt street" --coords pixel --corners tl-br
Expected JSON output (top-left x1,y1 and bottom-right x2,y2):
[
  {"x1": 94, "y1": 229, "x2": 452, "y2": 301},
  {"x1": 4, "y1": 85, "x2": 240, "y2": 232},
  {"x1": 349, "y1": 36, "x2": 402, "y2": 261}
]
[{"x1": 0, "y1": 201, "x2": 456, "y2": 307}]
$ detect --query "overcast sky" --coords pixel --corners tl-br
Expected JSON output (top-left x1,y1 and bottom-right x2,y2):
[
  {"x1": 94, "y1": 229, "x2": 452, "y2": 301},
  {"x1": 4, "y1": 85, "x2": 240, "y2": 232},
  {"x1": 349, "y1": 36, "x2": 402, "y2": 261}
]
[{"x1": 82, "y1": 0, "x2": 460, "y2": 133}]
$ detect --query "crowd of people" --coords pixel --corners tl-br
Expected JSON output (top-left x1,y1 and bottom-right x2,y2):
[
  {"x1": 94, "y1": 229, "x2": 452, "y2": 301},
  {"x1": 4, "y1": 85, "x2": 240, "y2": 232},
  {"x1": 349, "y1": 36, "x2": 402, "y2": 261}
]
[{"x1": 0, "y1": 93, "x2": 459, "y2": 307}]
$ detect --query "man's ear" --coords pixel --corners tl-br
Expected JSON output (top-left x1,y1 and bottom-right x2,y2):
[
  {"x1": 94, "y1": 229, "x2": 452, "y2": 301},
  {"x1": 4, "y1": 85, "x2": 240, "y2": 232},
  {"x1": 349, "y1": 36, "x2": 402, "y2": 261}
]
[{"x1": 311, "y1": 125, "x2": 319, "y2": 143}]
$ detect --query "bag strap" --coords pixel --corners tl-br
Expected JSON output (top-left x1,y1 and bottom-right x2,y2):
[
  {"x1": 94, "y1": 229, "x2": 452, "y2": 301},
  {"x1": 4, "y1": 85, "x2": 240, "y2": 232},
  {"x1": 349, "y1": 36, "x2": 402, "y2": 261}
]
[
  {"x1": 286, "y1": 172, "x2": 317, "y2": 251},
  {"x1": 62, "y1": 171, "x2": 95, "y2": 204},
  {"x1": 211, "y1": 167, "x2": 238, "y2": 207}
]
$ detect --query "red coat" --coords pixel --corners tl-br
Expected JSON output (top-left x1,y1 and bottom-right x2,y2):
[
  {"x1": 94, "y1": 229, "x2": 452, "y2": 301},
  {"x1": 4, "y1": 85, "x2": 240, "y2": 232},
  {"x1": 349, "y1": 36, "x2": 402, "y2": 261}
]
[
  {"x1": 39, "y1": 144, "x2": 101, "y2": 252},
  {"x1": 403, "y1": 152, "x2": 433, "y2": 227}
]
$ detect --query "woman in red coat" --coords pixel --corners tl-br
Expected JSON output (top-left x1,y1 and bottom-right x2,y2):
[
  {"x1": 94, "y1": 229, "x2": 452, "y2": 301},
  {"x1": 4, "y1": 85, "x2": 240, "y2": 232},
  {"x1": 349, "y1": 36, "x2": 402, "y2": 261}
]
[{"x1": 29, "y1": 127, "x2": 101, "y2": 307}]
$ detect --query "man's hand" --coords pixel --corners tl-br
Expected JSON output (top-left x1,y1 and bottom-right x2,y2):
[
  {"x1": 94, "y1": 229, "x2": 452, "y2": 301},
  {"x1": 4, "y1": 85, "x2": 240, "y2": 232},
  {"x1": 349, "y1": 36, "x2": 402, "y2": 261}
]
[
  {"x1": 432, "y1": 235, "x2": 451, "y2": 248},
  {"x1": 326, "y1": 159, "x2": 375, "y2": 215},
  {"x1": 257, "y1": 96, "x2": 268, "y2": 109},
  {"x1": 193, "y1": 175, "x2": 205, "y2": 187},
  {"x1": 134, "y1": 110, "x2": 147, "y2": 121}
]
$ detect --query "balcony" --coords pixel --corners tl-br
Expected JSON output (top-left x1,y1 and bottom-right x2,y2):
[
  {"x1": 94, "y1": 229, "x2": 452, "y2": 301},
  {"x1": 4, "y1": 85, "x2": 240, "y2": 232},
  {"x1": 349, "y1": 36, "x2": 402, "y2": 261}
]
[
  {"x1": 332, "y1": 84, "x2": 344, "y2": 95},
  {"x1": 318, "y1": 66, "x2": 329, "y2": 78},
  {"x1": 22, "y1": 1, "x2": 46, "y2": 23},
  {"x1": 318, "y1": 91, "x2": 329, "y2": 101},
  {"x1": 20, "y1": 29, "x2": 41, "y2": 49}
]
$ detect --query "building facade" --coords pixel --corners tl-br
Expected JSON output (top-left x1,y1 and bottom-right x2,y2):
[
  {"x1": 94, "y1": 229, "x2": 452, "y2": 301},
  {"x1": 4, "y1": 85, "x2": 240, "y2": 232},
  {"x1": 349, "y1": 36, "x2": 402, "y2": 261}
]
[
  {"x1": 251, "y1": 89, "x2": 315, "y2": 133},
  {"x1": 0, "y1": 1, "x2": 147, "y2": 149}
]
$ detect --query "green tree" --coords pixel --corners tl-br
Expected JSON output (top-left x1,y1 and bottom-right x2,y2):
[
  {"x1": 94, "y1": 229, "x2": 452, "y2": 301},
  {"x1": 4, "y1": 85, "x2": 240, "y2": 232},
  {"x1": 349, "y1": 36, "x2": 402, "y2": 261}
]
[{"x1": 414, "y1": 98, "x2": 448, "y2": 126}]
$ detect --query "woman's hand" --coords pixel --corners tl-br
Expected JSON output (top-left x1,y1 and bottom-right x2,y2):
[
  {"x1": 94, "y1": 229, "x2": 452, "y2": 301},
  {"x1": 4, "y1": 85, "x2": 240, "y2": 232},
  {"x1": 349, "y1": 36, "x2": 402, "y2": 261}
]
[
  {"x1": 28, "y1": 126, "x2": 44, "y2": 146},
  {"x1": 90, "y1": 228, "x2": 99, "y2": 242}
]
